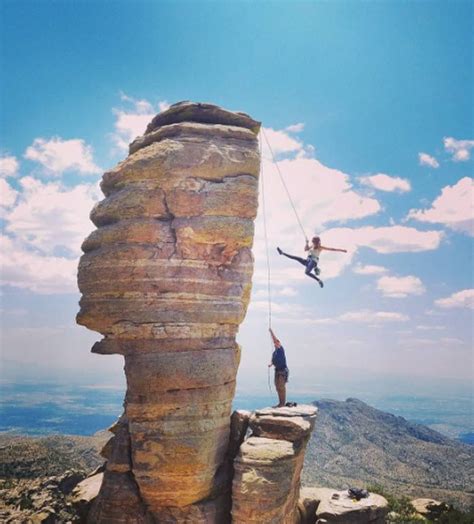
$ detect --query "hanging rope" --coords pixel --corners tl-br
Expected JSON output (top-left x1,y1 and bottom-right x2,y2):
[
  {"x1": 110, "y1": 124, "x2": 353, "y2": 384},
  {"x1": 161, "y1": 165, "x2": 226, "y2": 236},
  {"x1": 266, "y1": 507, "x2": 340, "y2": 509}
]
[
  {"x1": 259, "y1": 133, "x2": 274, "y2": 394},
  {"x1": 260, "y1": 133, "x2": 272, "y2": 331},
  {"x1": 261, "y1": 127, "x2": 308, "y2": 241}
]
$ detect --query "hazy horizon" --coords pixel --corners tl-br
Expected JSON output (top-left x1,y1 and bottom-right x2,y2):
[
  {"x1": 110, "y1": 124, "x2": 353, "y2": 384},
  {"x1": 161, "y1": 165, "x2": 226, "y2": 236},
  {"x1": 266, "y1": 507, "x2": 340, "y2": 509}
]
[{"x1": 1, "y1": 1, "x2": 472, "y2": 418}]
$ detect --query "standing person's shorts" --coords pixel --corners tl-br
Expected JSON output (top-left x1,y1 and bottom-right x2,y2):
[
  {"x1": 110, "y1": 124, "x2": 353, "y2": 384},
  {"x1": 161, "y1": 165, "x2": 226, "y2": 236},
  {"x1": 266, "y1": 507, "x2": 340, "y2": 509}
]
[{"x1": 275, "y1": 368, "x2": 289, "y2": 384}]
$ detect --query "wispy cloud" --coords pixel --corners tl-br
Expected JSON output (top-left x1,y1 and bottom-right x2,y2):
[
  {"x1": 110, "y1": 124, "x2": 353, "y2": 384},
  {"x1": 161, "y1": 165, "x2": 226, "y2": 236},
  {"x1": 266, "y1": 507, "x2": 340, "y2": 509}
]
[
  {"x1": 418, "y1": 152, "x2": 439, "y2": 168},
  {"x1": 376, "y1": 275, "x2": 425, "y2": 298},
  {"x1": 111, "y1": 93, "x2": 170, "y2": 152},
  {"x1": 5, "y1": 176, "x2": 100, "y2": 256},
  {"x1": 24, "y1": 137, "x2": 101, "y2": 176},
  {"x1": 0, "y1": 179, "x2": 19, "y2": 215},
  {"x1": 359, "y1": 173, "x2": 411, "y2": 193},
  {"x1": 0, "y1": 155, "x2": 19, "y2": 178},
  {"x1": 444, "y1": 137, "x2": 474, "y2": 162},
  {"x1": 322, "y1": 226, "x2": 443, "y2": 254},
  {"x1": 0, "y1": 235, "x2": 78, "y2": 294},
  {"x1": 338, "y1": 310, "x2": 409, "y2": 323},
  {"x1": 408, "y1": 177, "x2": 474, "y2": 236},
  {"x1": 353, "y1": 264, "x2": 388, "y2": 275},
  {"x1": 285, "y1": 123, "x2": 305, "y2": 133},
  {"x1": 435, "y1": 289, "x2": 474, "y2": 309}
]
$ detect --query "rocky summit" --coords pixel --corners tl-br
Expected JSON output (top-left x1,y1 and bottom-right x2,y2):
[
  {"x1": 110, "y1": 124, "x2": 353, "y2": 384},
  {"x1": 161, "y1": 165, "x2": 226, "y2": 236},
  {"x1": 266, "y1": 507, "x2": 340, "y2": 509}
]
[{"x1": 303, "y1": 398, "x2": 474, "y2": 510}]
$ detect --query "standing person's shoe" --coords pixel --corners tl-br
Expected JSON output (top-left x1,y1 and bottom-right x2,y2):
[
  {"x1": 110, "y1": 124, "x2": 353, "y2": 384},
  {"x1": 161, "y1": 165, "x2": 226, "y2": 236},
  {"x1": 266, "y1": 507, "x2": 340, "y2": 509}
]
[
  {"x1": 277, "y1": 247, "x2": 283, "y2": 255},
  {"x1": 319, "y1": 280, "x2": 324, "y2": 288}
]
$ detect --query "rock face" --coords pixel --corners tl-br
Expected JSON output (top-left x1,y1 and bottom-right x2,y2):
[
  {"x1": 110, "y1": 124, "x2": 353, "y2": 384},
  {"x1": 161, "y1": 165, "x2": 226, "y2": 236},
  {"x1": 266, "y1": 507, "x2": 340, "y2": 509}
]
[
  {"x1": 77, "y1": 102, "x2": 261, "y2": 521},
  {"x1": 232, "y1": 405, "x2": 318, "y2": 523},
  {"x1": 298, "y1": 487, "x2": 388, "y2": 524}
]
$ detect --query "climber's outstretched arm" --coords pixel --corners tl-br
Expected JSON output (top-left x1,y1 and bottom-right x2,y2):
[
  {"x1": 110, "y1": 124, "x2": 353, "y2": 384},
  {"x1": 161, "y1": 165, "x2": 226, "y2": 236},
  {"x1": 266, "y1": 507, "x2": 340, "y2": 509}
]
[{"x1": 321, "y1": 245, "x2": 348, "y2": 253}]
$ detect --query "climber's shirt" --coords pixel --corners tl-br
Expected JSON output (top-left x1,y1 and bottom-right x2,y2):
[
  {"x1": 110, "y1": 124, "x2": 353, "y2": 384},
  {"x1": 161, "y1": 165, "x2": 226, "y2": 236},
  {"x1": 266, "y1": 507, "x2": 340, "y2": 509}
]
[
  {"x1": 272, "y1": 345, "x2": 287, "y2": 371},
  {"x1": 308, "y1": 247, "x2": 322, "y2": 262}
]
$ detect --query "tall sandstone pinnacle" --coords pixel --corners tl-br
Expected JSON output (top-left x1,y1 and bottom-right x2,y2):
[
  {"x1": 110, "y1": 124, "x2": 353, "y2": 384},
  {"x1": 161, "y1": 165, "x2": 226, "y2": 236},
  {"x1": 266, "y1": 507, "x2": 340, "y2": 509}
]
[{"x1": 77, "y1": 102, "x2": 261, "y2": 521}]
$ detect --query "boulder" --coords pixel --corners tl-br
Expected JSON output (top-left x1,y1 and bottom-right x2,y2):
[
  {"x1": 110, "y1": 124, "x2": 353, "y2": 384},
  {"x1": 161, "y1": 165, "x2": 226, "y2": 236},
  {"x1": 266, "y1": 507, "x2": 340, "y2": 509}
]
[
  {"x1": 411, "y1": 498, "x2": 450, "y2": 519},
  {"x1": 314, "y1": 489, "x2": 388, "y2": 523},
  {"x1": 70, "y1": 472, "x2": 103, "y2": 519}
]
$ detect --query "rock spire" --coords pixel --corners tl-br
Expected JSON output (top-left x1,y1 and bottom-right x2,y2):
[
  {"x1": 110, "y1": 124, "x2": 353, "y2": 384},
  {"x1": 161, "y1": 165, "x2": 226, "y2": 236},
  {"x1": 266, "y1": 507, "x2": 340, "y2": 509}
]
[{"x1": 77, "y1": 102, "x2": 261, "y2": 521}]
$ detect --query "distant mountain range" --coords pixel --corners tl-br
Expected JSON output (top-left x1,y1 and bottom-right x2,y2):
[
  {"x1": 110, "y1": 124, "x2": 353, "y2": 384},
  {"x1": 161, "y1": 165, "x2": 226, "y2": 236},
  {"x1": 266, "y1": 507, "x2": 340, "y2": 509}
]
[
  {"x1": 303, "y1": 398, "x2": 474, "y2": 510},
  {"x1": 0, "y1": 433, "x2": 108, "y2": 479},
  {"x1": 1, "y1": 398, "x2": 473, "y2": 511}
]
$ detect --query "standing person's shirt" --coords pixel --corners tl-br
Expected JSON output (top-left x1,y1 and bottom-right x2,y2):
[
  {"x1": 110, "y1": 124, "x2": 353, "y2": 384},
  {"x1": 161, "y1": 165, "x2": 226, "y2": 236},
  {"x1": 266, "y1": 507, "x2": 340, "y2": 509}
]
[
  {"x1": 308, "y1": 247, "x2": 322, "y2": 262},
  {"x1": 272, "y1": 345, "x2": 287, "y2": 371}
]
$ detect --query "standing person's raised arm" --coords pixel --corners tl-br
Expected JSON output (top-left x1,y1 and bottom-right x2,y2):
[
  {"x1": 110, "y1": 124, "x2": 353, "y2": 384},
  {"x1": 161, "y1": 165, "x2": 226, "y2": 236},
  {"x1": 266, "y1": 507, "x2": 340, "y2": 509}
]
[{"x1": 269, "y1": 328, "x2": 281, "y2": 348}]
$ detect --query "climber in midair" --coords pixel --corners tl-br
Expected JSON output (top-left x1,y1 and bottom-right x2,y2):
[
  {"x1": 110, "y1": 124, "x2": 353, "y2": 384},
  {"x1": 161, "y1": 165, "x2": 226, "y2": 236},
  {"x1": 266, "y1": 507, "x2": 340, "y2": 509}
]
[
  {"x1": 277, "y1": 236, "x2": 347, "y2": 288},
  {"x1": 268, "y1": 328, "x2": 289, "y2": 408}
]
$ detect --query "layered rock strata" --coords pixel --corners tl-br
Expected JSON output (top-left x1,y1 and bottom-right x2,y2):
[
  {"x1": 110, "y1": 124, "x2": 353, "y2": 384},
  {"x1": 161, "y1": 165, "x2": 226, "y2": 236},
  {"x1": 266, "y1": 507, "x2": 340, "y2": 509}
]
[
  {"x1": 232, "y1": 405, "x2": 318, "y2": 523},
  {"x1": 77, "y1": 102, "x2": 261, "y2": 521}
]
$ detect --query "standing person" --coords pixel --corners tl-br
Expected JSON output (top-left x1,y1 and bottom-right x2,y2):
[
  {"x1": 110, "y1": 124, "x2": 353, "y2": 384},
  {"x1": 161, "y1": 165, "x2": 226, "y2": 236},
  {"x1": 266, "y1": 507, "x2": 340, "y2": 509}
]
[
  {"x1": 268, "y1": 328, "x2": 289, "y2": 408},
  {"x1": 277, "y1": 236, "x2": 347, "y2": 288}
]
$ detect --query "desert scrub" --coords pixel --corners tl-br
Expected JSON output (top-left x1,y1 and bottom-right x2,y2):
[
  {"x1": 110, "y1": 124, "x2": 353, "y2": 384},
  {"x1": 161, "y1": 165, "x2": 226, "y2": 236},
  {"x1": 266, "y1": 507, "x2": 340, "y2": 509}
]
[{"x1": 367, "y1": 484, "x2": 424, "y2": 523}]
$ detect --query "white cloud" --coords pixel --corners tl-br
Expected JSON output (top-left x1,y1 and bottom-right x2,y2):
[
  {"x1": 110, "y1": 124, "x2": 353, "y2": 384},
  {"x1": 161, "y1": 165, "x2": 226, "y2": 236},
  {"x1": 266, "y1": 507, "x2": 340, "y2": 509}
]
[
  {"x1": 338, "y1": 310, "x2": 409, "y2": 323},
  {"x1": 0, "y1": 178, "x2": 19, "y2": 213},
  {"x1": 322, "y1": 225, "x2": 443, "y2": 254},
  {"x1": 418, "y1": 152, "x2": 439, "y2": 168},
  {"x1": 444, "y1": 137, "x2": 474, "y2": 162},
  {"x1": 24, "y1": 137, "x2": 101, "y2": 176},
  {"x1": 407, "y1": 177, "x2": 474, "y2": 236},
  {"x1": 158, "y1": 100, "x2": 171, "y2": 113},
  {"x1": 376, "y1": 275, "x2": 425, "y2": 298},
  {"x1": 0, "y1": 235, "x2": 78, "y2": 294},
  {"x1": 254, "y1": 305, "x2": 408, "y2": 325},
  {"x1": 262, "y1": 127, "x2": 304, "y2": 157},
  {"x1": 359, "y1": 173, "x2": 411, "y2": 193},
  {"x1": 353, "y1": 264, "x2": 388, "y2": 275},
  {"x1": 253, "y1": 286, "x2": 298, "y2": 299},
  {"x1": 1, "y1": 176, "x2": 101, "y2": 294},
  {"x1": 111, "y1": 93, "x2": 170, "y2": 152},
  {"x1": 252, "y1": 125, "x2": 443, "y2": 288},
  {"x1": 5, "y1": 176, "x2": 101, "y2": 256},
  {"x1": 0, "y1": 155, "x2": 19, "y2": 178},
  {"x1": 248, "y1": 300, "x2": 307, "y2": 316},
  {"x1": 285, "y1": 123, "x2": 305, "y2": 133},
  {"x1": 435, "y1": 289, "x2": 474, "y2": 309}
]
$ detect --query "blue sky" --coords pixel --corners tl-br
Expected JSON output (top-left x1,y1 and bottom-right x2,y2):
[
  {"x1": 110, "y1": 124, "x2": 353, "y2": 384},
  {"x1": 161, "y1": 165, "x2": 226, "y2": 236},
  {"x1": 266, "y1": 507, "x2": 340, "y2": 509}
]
[{"x1": 0, "y1": 1, "x2": 472, "y2": 395}]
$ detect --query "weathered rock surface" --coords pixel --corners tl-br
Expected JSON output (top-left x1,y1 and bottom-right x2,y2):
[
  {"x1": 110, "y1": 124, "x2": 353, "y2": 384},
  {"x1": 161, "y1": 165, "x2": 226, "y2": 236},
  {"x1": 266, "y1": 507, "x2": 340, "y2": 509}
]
[
  {"x1": 411, "y1": 497, "x2": 450, "y2": 519},
  {"x1": 0, "y1": 470, "x2": 87, "y2": 523},
  {"x1": 71, "y1": 472, "x2": 103, "y2": 520},
  {"x1": 232, "y1": 405, "x2": 317, "y2": 524},
  {"x1": 77, "y1": 102, "x2": 261, "y2": 521},
  {"x1": 297, "y1": 487, "x2": 388, "y2": 524}
]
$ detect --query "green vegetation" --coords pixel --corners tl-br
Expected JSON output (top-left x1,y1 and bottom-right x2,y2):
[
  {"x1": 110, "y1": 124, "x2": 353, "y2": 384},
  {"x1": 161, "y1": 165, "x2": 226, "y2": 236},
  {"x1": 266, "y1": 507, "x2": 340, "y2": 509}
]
[{"x1": 368, "y1": 484, "x2": 474, "y2": 524}]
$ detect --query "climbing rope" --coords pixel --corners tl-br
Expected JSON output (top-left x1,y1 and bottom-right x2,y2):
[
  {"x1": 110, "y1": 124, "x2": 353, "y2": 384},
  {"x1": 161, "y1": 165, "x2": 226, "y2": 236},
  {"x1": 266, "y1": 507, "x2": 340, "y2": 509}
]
[
  {"x1": 260, "y1": 126, "x2": 309, "y2": 394},
  {"x1": 259, "y1": 133, "x2": 273, "y2": 394},
  {"x1": 261, "y1": 127, "x2": 308, "y2": 242},
  {"x1": 260, "y1": 133, "x2": 272, "y2": 331}
]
